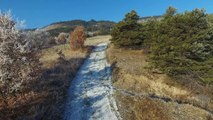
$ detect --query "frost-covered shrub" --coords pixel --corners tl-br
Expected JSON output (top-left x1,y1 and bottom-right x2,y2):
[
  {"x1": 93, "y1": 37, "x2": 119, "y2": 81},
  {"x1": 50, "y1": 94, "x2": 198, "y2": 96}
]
[
  {"x1": 24, "y1": 29, "x2": 50, "y2": 49},
  {"x1": 0, "y1": 11, "x2": 42, "y2": 101},
  {"x1": 56, "y1": 32, "x2": 68, "y2": 44}
]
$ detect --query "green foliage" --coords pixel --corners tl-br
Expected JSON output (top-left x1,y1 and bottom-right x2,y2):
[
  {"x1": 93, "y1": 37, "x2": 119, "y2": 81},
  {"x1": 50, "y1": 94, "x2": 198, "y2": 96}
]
[
  {"x1": 164, "y1": 6, "x2": 177, "y2": 19},
  {"x1": 208, "y1": 14, "x2": 213, "y2": 27},
  {"x1": 146, "y1": 7, "x2": 213, "y2": 83},
  {"x1": 110, "y1": 7, "x2": 213, "y2": 83},
  {"x1": 124, "y1": 10, "x2": 140, "y2": 22},
  {"x1": 142, "y1": 18, "x2": 159, "y2": 49},
  {"x1": 111, "y1": 10, "x2": 144, "y2": 47}
]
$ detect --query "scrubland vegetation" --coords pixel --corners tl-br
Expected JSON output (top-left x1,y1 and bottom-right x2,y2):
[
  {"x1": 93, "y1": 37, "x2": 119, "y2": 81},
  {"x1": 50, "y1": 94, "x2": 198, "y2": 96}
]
[
  {"x1": 111, "y1": 6, "x2": 213, "y2": 84},
  {"x1": 107, "y1": 44, "x2": 213, "y2": 120},
  {"x1": 109, "y1": 6, "x2": 213, "y2": 120},
  {"x1": 0, "y1": 11, "x2": 111, "y2": 119},
  {"x1": 0, "y1": 11, "x2": 42, "y2": 105},
  {"x1": 0, "y1": 4, "x2": 213, "y2": 120}
]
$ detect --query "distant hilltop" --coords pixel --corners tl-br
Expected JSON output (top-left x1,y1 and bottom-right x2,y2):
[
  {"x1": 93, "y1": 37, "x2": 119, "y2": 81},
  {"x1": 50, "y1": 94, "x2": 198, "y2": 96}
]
[
  {"x1": 26, "y1": 14, "x2": 212, "y2": 36},
  {"x1": 41, "y1": 20, "x2": 116, "y2": 36},
  {"x1": 40, "y1": 16, "x2": 162, "y2": 36}
]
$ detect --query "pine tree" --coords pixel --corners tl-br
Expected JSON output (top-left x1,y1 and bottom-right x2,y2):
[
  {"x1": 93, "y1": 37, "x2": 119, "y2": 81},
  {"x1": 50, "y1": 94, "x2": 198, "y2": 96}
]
[
  {"x1": 164, "y1": 6, "x2": 177, "y2": 19},
  {"x1": 111, "y1": 10, "x2": 144, "y2": 47},
  {"x1": 148, "y1": 7, "x2": 213, "y2": 83}
]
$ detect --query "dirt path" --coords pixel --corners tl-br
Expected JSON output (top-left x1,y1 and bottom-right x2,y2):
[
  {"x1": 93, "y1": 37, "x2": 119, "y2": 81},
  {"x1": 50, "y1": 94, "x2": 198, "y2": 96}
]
[{"x1": 64, "y1": 43, "x2": 121, "y2": 120}]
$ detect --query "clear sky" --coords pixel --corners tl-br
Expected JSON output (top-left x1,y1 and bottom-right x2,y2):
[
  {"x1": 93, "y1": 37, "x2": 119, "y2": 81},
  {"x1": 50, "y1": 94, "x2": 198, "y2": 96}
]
[{"x1": 0, "y1": 0, "x2": 213, "y2": 28}]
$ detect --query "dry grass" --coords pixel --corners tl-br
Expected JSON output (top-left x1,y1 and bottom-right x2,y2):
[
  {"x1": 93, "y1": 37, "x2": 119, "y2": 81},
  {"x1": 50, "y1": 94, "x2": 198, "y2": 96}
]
[
  {"x1": 0, "y1": 35, "x2": 110, "y2": 120},
  {"x1": 107, "y1": 44, "x2": 213, "y2": 120},
  {"x1": 85, "y1": 35, "x2": 111, "y2": 46},
  {"x1": 40, "y1": 35, "x2": 110, "y2": 68},
  {"x1": 40, "y1": 43, "x2": 87, "y2": 68},
  {"x1": 115, "y1": 92, "x2": 170, "y2": 120},
  {"x1": 115, "y1": 92, "x2": 212, "y2": 120}
]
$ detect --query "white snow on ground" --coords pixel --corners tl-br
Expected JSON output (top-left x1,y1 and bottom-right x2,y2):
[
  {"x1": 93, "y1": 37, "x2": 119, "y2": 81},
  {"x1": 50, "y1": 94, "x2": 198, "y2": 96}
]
[{"x1": 64, "y1": 43, "x2": 121, "y2": 120}]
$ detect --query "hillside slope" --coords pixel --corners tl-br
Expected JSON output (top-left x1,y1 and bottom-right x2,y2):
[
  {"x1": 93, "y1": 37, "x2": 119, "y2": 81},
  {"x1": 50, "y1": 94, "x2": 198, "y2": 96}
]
[{"x1": 42, "y1": 20, "x2": 116, "y2": 36}]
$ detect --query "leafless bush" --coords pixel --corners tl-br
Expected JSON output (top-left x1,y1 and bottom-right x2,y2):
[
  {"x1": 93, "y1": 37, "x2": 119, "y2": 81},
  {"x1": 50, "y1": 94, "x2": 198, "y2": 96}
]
[
  {"x1": 23, "y1": 29, "x2": 50, "y2": 49},
  {"x1": 0, "y1": 11, "x2": 42, "y2": 104},
  {"x1": 56, "y1": 32, "x2": 68, "y2": 44},
  {"x1": 47, "y1": 37, "x2": 57, "y2": 46}
]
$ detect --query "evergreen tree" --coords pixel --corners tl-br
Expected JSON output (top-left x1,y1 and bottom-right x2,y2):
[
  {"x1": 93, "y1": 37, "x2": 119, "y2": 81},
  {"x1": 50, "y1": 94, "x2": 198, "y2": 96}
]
[
  {"x1": 111, "y1": 10, "x2": 144, "y2": 47},
  {"x1": 164, "y1": 6, "x2": 177, "y2": 19},
  {"x1": 148, "y1": 8, "x2": 213, "y2": 83},
  {"x1": 142, "y1": 18, "x2": 159, "y2": 50},
  {"x1": 124, "y1": 10, "x2": 140, "y2": 22}
]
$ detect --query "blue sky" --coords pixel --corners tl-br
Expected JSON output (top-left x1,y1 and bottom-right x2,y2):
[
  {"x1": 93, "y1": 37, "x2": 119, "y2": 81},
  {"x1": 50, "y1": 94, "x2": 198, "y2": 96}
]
[{"x1": 0, "y1": 0, "x2": 213, "y2": 28}]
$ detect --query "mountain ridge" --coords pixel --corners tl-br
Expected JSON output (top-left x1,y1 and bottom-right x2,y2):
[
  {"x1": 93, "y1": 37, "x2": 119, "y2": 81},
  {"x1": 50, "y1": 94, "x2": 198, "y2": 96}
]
[{"x1": 40, "y1": 13, "x2": 213, "y2": 36}]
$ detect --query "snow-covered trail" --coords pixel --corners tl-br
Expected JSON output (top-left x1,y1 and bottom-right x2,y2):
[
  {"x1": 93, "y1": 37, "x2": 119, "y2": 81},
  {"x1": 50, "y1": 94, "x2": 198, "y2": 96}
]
[{"x1": 64, "y1": 43, "x2": 121, "y2": 120}]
